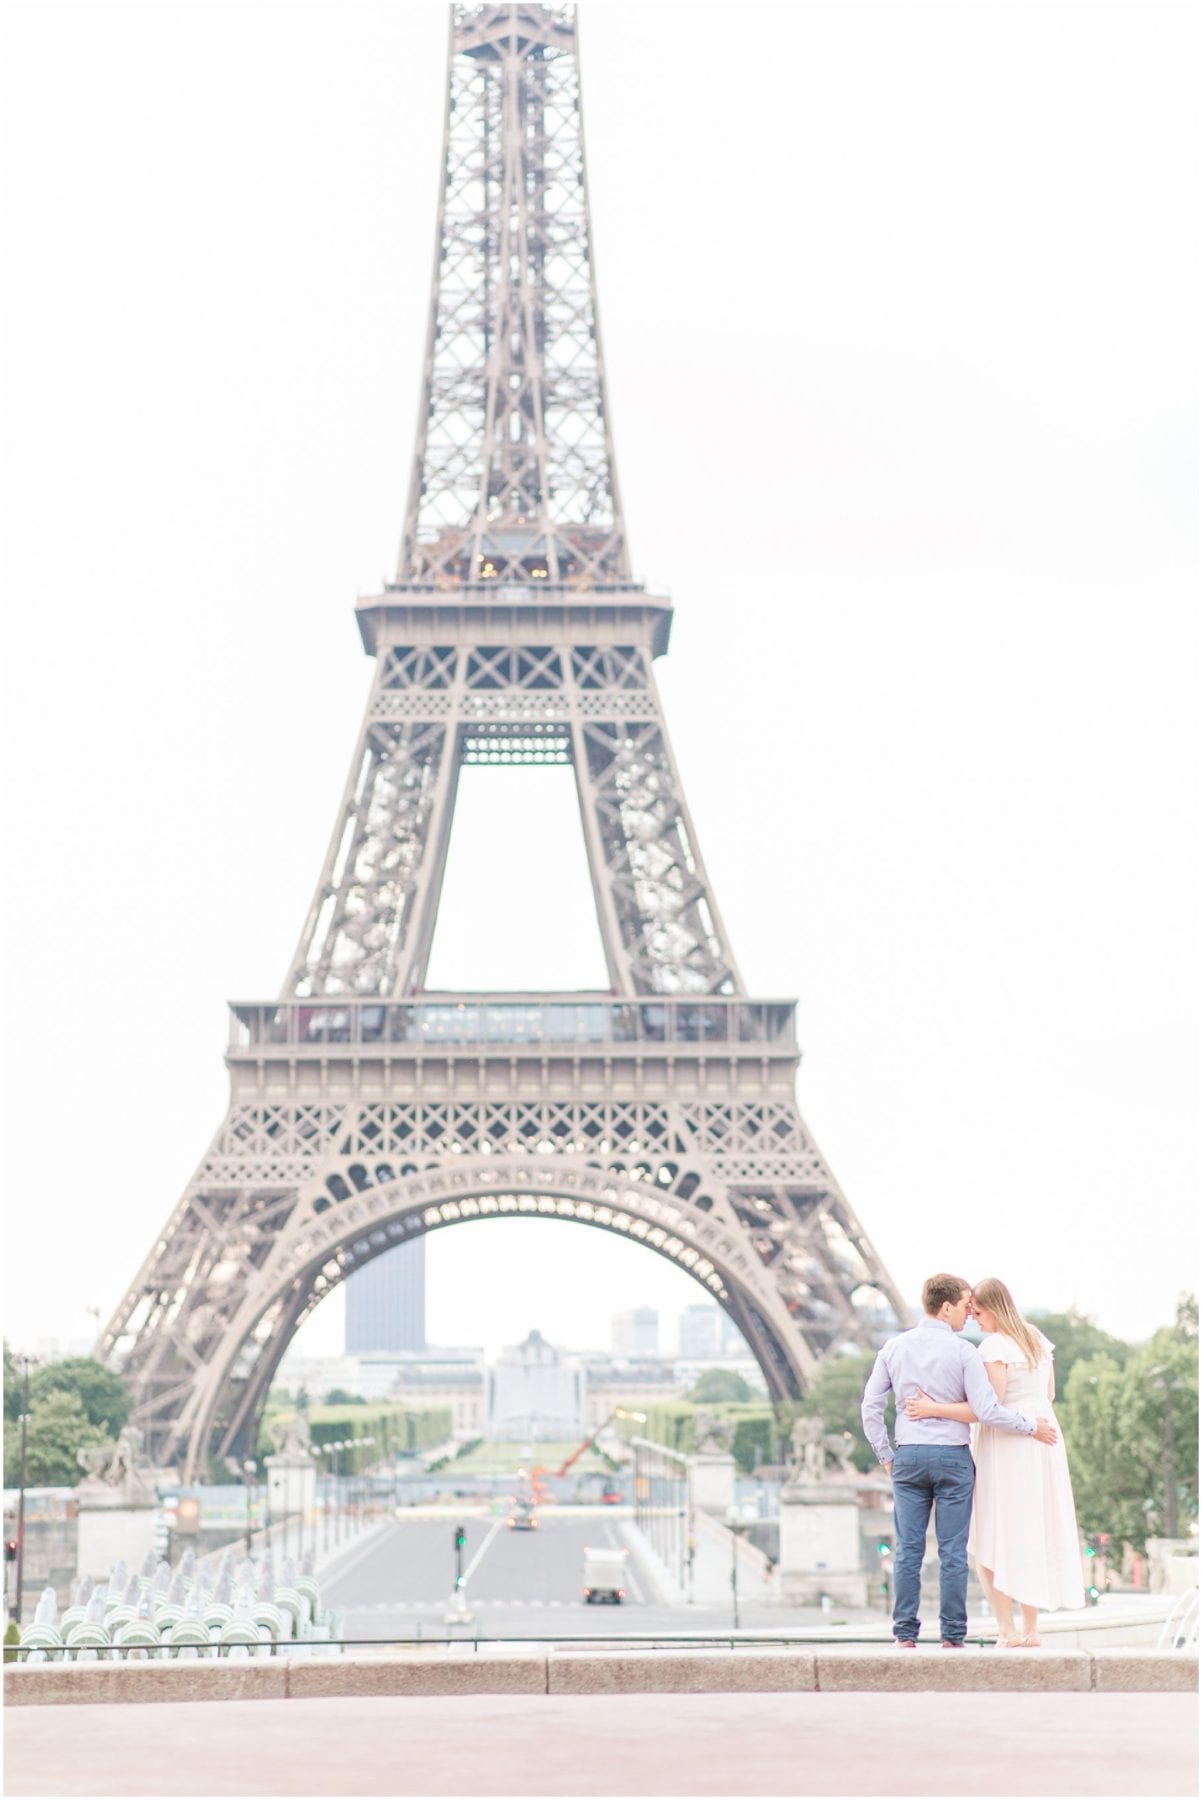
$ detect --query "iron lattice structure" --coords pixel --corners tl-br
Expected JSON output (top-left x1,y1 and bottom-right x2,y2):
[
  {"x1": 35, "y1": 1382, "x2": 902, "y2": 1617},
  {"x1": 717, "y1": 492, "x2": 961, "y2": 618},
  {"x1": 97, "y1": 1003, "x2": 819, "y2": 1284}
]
[
  {"x1": 401, "y1": 4, "x2": 627, "y2": 589},
  {"x1": 100, "y1": 4, "x2": 909, "y2": 1478}
]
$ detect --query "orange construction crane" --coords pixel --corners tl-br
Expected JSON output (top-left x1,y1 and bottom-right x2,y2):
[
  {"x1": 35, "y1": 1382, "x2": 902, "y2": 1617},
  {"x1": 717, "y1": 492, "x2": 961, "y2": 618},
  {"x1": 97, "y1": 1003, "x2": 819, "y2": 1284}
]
[{"x1": 525, "y1": 1407, "x2": 646, "y2": 1505}]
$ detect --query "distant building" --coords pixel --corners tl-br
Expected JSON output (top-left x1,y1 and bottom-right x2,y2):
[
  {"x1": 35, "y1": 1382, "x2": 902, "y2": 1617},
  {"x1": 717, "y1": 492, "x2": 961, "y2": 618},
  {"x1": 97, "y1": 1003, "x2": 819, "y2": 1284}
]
[
  {"x1": 273, "y1": 1352, "x2": 364, "y2": 1401},
  {"x1": 610, "y1": 1307, "x2": 659, "y2": 1357},
  {"x1": 344, "y1": 1240, "x2": 426, "y2": 1354},
  {"x1": 677, "y1": 1302, "x2": 747, "y2": 1358},
  {"x1": 274, "y1": 1344, "x2": 485, "y2": 1432},
  {"x1": 678, "y1": 1303, "x2": 724, "y2": 1358},
  {"x1": 720, "y1": 1310, "x2": 747, "y2": 1355},
  {"x1": 584, "y1": 1357, "x2": 685, "y2": 1430},
  {"x1": 487, "y1": 1329, "x2": 584, "y2": 1441},
  {"x1": 390, "y1": 1355, "x2": 485, "y2": 1435},
  {"x1": 673, "y1": 1355, "x2": 769, "y2": 1399}
]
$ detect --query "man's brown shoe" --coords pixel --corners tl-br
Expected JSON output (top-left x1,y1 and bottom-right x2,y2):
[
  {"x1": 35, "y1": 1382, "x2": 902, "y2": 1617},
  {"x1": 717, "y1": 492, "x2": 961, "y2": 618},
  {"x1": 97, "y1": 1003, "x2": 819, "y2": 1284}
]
[
  {"x1": 896, "y1": 1639, "x2": 917, "y2": 1648},
  {"x1": 941, "y1": 1640, "x2": 965, "y2": 1649}
]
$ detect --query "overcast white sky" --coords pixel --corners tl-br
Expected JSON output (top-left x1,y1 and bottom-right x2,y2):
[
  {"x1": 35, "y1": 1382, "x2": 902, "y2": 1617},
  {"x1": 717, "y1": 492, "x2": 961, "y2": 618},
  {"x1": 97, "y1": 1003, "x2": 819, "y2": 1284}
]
[{"x1": 2, "y1": 2, "x2": 1197, "y2": 1367}]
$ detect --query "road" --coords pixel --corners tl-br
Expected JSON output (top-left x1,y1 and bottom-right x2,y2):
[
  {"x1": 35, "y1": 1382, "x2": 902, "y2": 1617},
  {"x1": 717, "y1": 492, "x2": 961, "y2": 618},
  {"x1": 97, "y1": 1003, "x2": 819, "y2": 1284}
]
[{"x1": 323, "y1": 1514, "x2": 883, "y2": 1642}]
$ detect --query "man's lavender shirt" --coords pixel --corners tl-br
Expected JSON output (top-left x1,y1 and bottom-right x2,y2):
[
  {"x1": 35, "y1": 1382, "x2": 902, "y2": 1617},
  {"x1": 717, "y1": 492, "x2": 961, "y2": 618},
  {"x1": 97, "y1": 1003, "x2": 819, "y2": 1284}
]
[{"x1": 860, "y1": 1316, "x2": 1037, "y2": 1466}]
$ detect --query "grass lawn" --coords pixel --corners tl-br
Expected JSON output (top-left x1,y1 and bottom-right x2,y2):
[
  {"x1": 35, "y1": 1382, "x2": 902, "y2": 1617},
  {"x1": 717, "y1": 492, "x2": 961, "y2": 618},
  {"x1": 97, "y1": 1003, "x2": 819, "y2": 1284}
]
[{"x1": 440, "y1": 1439, "x2": 617, "y2": 1475}]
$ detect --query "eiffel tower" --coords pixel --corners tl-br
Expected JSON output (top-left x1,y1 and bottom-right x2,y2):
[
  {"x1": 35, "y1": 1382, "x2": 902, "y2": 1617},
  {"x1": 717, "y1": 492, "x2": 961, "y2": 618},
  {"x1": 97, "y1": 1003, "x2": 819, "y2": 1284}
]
[{"x1": 100, "y1": 3, "x2": 909, "y2": 1479}]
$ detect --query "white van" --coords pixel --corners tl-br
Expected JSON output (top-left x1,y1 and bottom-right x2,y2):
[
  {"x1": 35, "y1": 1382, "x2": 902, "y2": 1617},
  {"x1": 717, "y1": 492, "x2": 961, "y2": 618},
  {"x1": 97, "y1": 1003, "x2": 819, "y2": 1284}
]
[{"x1": 582, "y1": 1545, "x2": 628, "y2": 1604}]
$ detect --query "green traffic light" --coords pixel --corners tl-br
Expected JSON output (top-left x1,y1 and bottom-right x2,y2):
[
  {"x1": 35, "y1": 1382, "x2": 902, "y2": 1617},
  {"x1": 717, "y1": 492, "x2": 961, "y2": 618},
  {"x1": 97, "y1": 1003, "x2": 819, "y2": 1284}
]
[{"x1": 877, "y1": 1541, "x2": 890, "y2": 1556}]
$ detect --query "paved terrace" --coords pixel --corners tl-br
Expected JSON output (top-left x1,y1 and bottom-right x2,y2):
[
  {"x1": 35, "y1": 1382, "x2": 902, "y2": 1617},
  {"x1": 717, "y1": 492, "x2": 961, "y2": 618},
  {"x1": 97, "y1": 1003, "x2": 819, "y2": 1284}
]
[{"x1": 4, "y1": 1687, "x2": 1196, "y2": 1798}]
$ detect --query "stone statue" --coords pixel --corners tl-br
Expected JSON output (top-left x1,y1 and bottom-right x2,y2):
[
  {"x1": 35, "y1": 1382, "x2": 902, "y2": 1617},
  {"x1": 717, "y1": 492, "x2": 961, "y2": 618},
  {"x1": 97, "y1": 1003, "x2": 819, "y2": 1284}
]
[
  {"x1": 76, "y1": 1425, "x2": 157, "y2": 1502},
  {"x1": 693, "y1": 1411, "x2": 736, "y2": 1455},
  {"x1": 268, "y1": 1410, "x2": 312, "y2": 1457},
  {"x1": 787, "y1": 1417, "x2": 859, "y2": 1483},
  {"x1": 787, "y1": 1416, "x2": 827, "y2": 1482},
  {"x1": 822, "y1": 1431, "x2": 857, "y2": 1477}
]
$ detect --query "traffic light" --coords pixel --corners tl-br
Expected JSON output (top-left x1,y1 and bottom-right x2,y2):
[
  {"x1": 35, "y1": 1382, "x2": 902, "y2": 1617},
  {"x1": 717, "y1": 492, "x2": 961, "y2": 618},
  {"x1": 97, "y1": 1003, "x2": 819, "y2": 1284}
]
[
  {"x1": 4, "y1": 1540, "x2": 16, "y2": 1563},
  {"x1": 454, "y1": 1526, "x2": 466, "y2": 1552},
  {"x1": 1084, "y1": 1536, "x2": 1097, "y2": 1557},
  {"x1": 877, "y1": 1540, "x2": 891, "y2": 1557},
  {"x1": 1087, "y1": 1583, "x2": 1100, "y2": 1604}
]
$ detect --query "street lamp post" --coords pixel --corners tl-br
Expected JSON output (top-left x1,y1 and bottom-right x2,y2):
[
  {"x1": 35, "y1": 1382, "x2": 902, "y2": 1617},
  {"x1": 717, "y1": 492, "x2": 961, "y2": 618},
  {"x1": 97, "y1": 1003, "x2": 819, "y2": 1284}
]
[
  {"x1": 333, "y1": 1442, "x2": 347, "y2": 1546},
  {"x1": 14, "y1": 1355, "x2": 31, "y2": 1626},
  {"x1": 243, "y1": 1460, "x2": 256, "y2": 1555},
  {"x1": 337, "y1": 1435, "x2": 375, "y2": 1538},
  {"x1": 318, "y1": 1445, "x2": 338, "y2": 1555},
  {"x1": 633, "y1": 1442, "x2": 645, "y2": 1540},
  {"x1": 308, "y1": 1446, "x2": 323, "y2": 1562},
  {"x1": 1150, "y1": 1366, "x2": 1185, "y2": 1540},
  {"x1": 725, "y1": 1508, "x2": 749, "y2": 1633},
  {"x1": 357, "y1": 1437, "x2": 375, "y2": 1526}
]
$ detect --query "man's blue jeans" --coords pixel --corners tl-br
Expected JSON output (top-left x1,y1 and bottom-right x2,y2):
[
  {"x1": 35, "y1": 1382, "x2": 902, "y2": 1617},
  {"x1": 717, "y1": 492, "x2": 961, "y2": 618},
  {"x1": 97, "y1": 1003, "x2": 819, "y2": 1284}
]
[{"x1": 890, "y1": 1444, "x2": 975, "y2": 1643}]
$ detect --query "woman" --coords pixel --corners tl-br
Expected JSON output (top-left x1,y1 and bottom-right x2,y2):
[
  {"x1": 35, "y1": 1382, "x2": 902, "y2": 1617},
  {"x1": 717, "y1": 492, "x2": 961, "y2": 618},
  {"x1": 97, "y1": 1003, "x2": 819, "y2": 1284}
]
[{"x1": 904, "y1": 1276, "x2": 1084, "y2": 1645}]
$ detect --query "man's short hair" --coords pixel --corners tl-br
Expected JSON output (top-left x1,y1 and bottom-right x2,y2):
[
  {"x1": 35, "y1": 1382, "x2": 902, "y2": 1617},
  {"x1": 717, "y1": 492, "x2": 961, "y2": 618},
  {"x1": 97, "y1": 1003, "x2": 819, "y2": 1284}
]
[{"x1": 922, "y1": 1273, "x2": 970, "y2": 1315}]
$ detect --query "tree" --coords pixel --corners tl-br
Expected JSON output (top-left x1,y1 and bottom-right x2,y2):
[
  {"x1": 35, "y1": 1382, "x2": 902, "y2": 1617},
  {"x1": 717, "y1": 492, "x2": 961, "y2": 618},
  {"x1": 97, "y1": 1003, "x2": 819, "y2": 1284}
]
[
  {"x1": 322, "y1": 1388, "x2": 366, "y2": 1406},
  {"x1": 730, "y1": 1411, "x2": 777, "y2": 1474},
  {"x1": 1064, "y1": 1331, "x2": 1198, "y2": 1551},
  {"x1": 1028, "y1": 1309, "x2": 1131, "y2": 1399},
  {"x1": 2, "y1": 1390, "x2": 108, "y2": 1488},
  {"x1": 29, "y1": 1359, "x2": 131, "y2": 1435},
  {"x1": 1063, "y1": 1354, "x2": 1135, "y2": 1541},
  {"x1": 686, "y1": 1369, "x2": 751, "y2": 1404},
  {"x1": 3, "y1": 1343, "x2": 21, "y2": 1425}
]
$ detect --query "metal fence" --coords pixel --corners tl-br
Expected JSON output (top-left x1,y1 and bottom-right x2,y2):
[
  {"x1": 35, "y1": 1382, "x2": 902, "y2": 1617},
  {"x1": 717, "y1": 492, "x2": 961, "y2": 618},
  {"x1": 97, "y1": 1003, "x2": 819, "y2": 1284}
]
[{"x1": 630, "y1": 1437, "x2": 690, "y2": 1598}]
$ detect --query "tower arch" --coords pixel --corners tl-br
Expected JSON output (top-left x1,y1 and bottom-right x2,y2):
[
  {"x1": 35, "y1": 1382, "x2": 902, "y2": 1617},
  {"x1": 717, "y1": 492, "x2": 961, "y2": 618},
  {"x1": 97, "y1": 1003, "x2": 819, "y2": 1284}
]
[{"x1": 108, "y1": 1141, "x2": 903, "y2": 1481}]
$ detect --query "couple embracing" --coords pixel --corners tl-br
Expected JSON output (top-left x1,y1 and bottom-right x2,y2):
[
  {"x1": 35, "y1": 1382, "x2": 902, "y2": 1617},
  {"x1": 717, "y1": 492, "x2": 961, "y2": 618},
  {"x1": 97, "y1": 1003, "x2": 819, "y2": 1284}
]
[{"x1": 861, "y1": 1272, "x2": 1085, "y2": 1648}]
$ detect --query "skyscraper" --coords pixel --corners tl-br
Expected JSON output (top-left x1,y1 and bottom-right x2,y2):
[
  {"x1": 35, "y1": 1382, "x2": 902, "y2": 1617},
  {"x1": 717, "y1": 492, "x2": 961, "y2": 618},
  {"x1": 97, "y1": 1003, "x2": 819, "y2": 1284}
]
[
  {"x1": 344, "y1": 1239, "x2": 426, "y2": 1355},
  {"x1": 678, "y1": 1303, "x2": 723, "y2": 1359},
  {"x1": 611, "y1": 1307, "x2": 659, "y2": 1358}
]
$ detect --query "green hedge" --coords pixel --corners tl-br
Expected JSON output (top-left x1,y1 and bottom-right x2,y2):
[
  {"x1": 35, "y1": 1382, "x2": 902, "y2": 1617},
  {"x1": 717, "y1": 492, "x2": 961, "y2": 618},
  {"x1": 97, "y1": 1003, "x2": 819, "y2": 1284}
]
[
  {"x1": 640, "y1": 1401, "x2": 783, "y2": 1474},
  {"x1": 257, "y1": 1403, "x2": 450, "y2": 1470}
]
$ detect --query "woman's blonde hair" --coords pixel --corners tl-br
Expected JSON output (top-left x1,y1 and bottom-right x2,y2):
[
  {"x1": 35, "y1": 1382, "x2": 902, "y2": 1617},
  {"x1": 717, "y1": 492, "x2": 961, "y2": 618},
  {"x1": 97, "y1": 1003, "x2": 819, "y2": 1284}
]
[{"x1": 972, "y1": 1276, "x2": 1043, "y2": 1368}]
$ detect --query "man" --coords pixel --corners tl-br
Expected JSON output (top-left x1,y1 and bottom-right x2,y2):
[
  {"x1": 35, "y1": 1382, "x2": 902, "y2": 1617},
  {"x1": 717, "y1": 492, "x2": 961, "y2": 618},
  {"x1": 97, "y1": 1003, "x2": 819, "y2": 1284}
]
[{"x1": 860, "y1": 1272, "x2": 1057, "y2": 1648}]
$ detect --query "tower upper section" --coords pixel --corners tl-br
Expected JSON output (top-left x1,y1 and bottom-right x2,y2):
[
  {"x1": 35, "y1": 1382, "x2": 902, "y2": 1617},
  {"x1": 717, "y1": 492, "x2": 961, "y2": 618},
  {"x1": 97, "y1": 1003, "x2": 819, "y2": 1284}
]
[{"x1": 395, "y1": 4, "x2": 630, "y2": 594}]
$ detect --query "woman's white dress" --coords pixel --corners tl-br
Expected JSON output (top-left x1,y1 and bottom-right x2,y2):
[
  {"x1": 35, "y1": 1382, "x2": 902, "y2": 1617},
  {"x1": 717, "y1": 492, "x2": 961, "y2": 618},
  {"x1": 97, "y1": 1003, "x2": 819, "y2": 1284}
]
[{"x1": 968, "y1": 1329, "x2": 1085, "y2": 1611}]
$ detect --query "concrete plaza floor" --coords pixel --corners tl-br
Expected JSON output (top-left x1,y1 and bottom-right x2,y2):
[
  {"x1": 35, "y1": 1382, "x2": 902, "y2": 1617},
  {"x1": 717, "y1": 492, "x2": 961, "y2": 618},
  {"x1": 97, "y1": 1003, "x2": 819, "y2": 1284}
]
[{"x1": 4, "y1": 1690, "x2": 1197, "y2": 1796}]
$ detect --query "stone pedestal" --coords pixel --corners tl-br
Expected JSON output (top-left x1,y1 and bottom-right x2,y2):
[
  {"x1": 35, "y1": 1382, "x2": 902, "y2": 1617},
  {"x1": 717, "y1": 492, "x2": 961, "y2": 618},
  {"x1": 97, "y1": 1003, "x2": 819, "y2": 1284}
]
[
  {"x1": 75, "y1": 1485, "x2": 159, "y2": 1584},
  {"x1": 688, "y1": 1451, "x2": 736, "y2": 1518},
  {"x1": 778, "y1": 1480, "x2": 868, "y2": 1606},
  {"x1": 1145, "y1": 1539, "x2": 1199, "y2": 1595}
]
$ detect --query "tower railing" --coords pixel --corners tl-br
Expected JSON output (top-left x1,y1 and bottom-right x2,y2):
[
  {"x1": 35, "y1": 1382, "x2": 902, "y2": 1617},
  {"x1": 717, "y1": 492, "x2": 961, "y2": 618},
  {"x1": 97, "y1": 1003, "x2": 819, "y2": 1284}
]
[{"x1": 228, "y1": 997, "x2": 798, "y2": 1054}]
